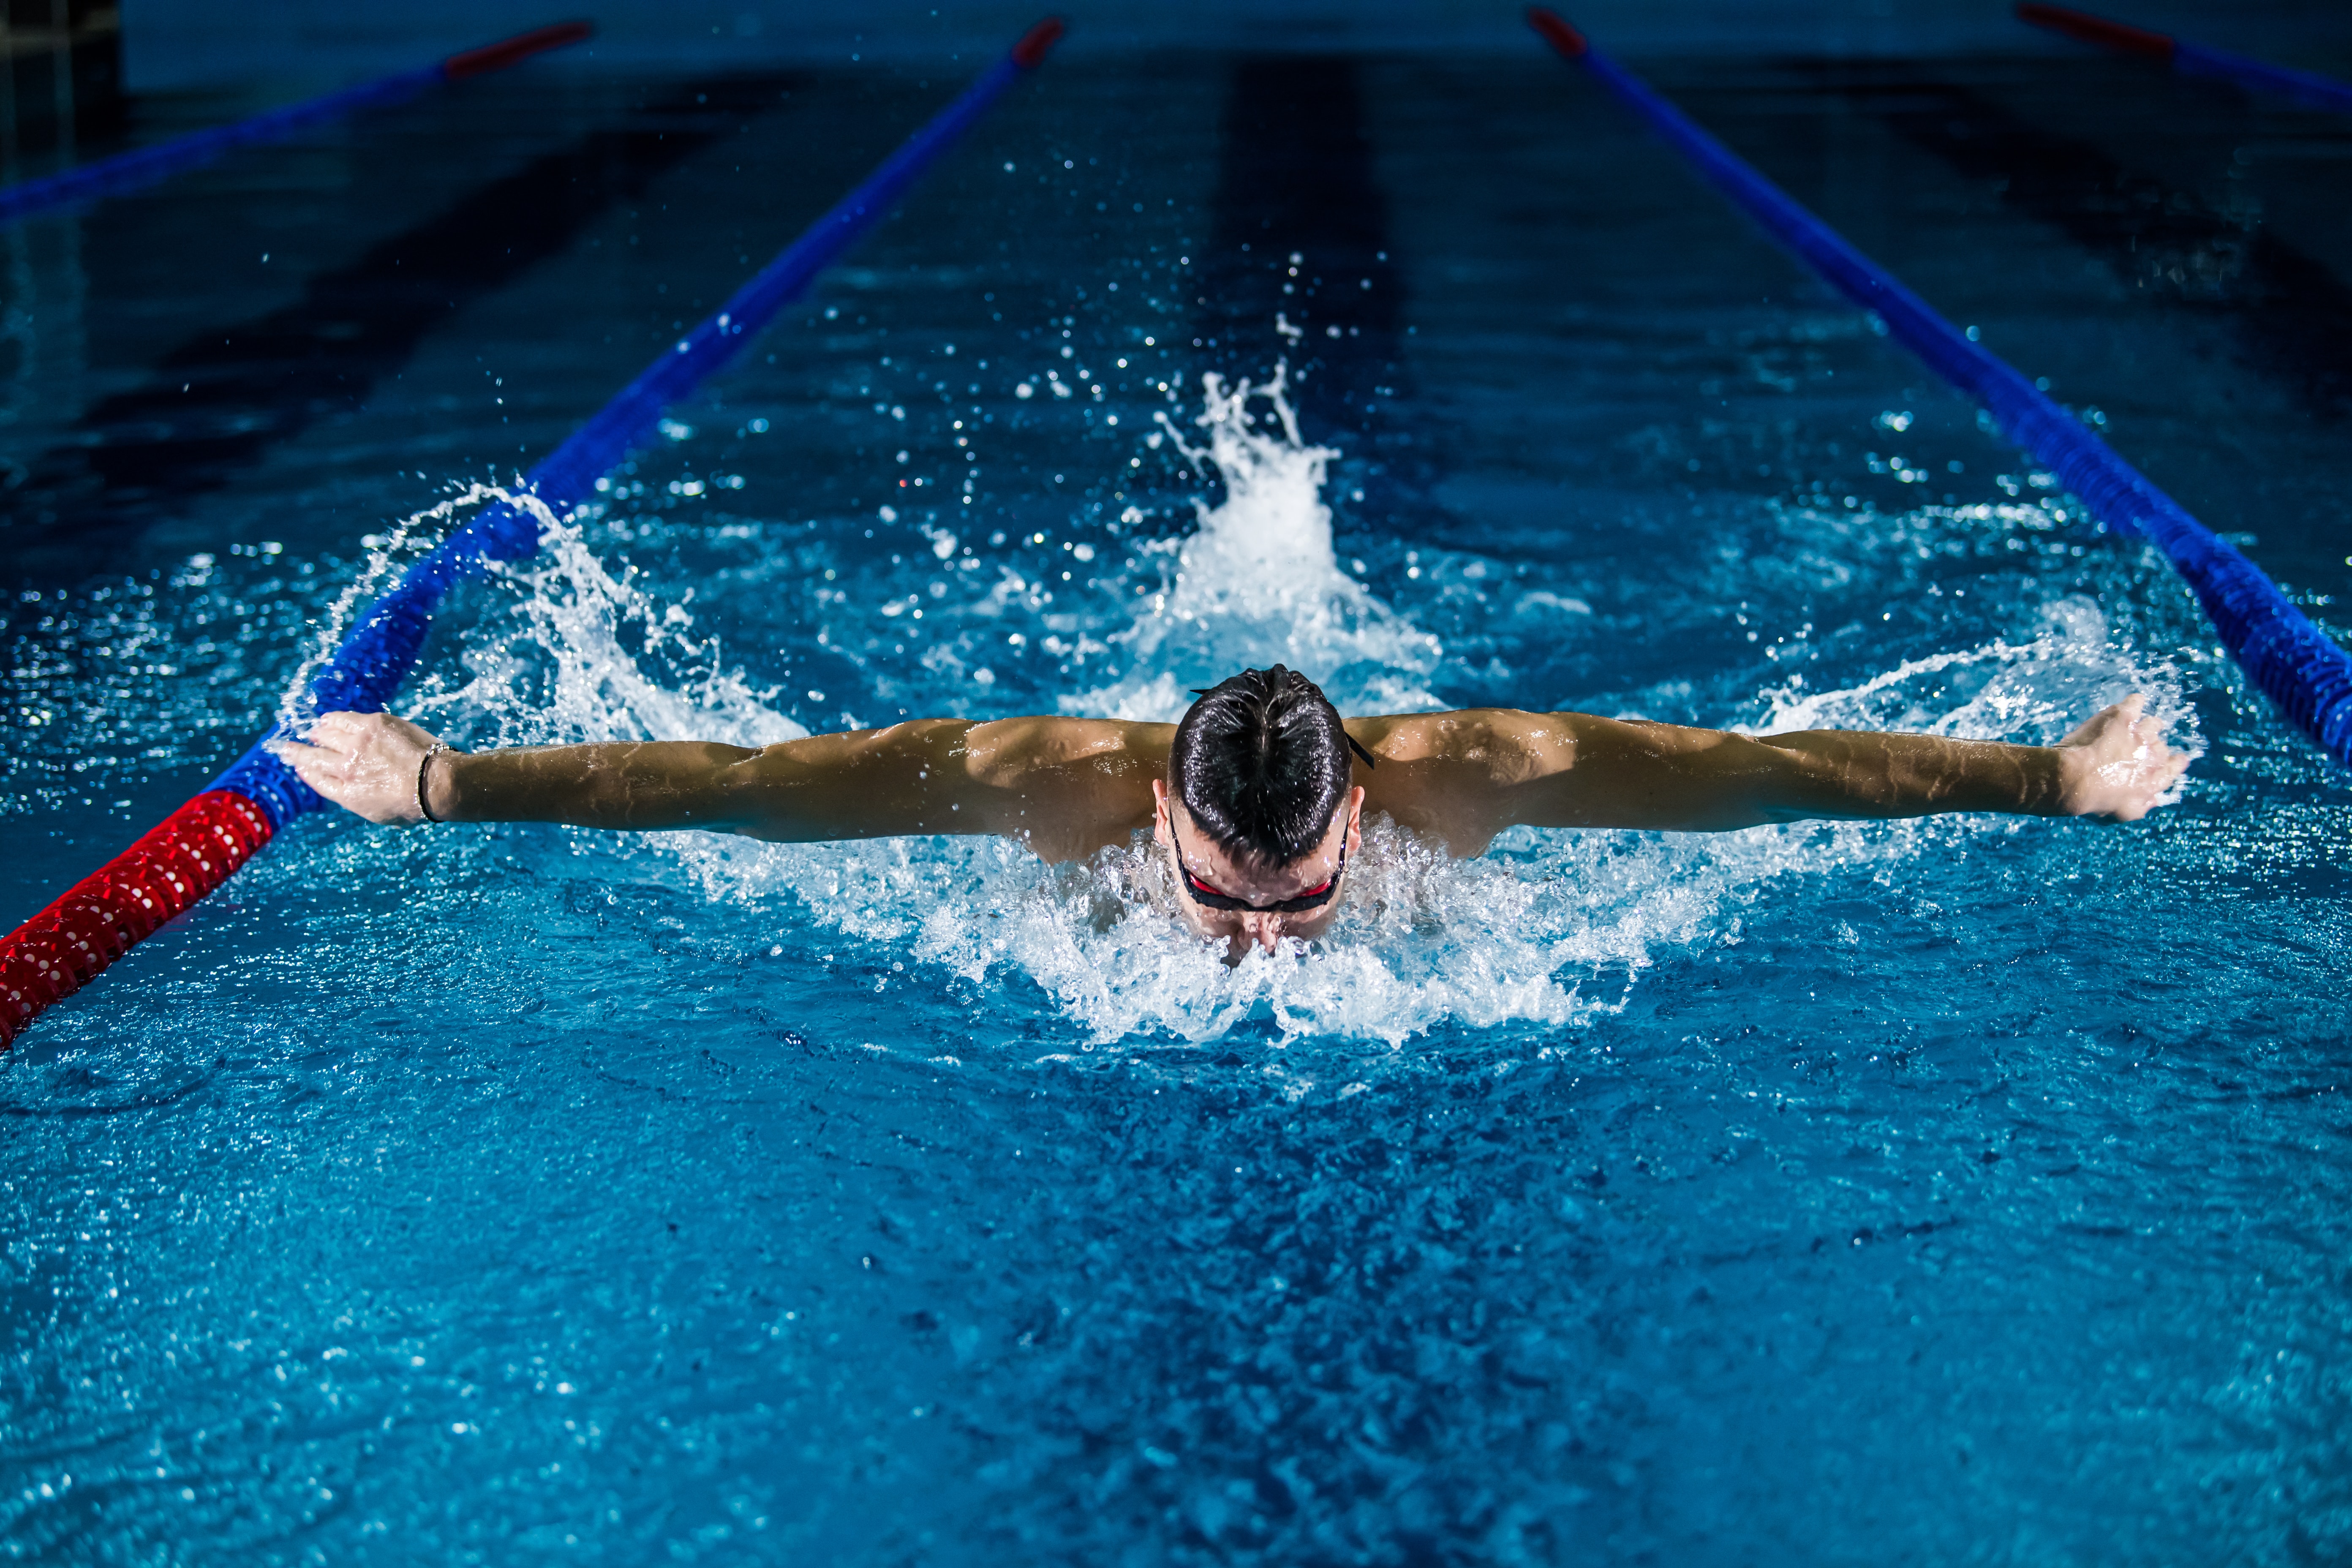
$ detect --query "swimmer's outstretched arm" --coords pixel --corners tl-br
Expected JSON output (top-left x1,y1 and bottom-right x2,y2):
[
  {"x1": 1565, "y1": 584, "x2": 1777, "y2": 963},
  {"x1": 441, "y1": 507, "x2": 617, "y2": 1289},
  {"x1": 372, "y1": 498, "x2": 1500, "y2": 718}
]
[
  {"x1": 279, "y1": 710, "x2": 1171, "y2": 863},
  {"x1": 1350, "y1": 696, "x2": 2188, "y2": 855}
]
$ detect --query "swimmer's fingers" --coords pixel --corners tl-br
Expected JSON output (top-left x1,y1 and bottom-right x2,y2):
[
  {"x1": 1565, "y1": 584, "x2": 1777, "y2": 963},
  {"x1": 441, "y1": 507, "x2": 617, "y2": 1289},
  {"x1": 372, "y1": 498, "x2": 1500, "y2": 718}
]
[
  {"x1": 2057, "y1": 693, "x2": 2188, "y2": 820},
  {"x1": 302, "y1": 708, "x2": 440, "y2": 754},
  {"x1": 273, "y1": 734, "x2": 368, "y2": 817},
  {"x1": 2058, "y1": 692, "x2": 2145, "y2": 751},
  {"x1": 272, "y1": 710, "x2": 448, "y2": 826},
  {"x1": 272, "y1": 730, "x2": 399, "y2": 823},
  {"x1": 2134, "y1": 753, "x2": 2191, "y2": 818},
  {"x1": 300, "y1": 709, "x2": 370, "y2": 752}
]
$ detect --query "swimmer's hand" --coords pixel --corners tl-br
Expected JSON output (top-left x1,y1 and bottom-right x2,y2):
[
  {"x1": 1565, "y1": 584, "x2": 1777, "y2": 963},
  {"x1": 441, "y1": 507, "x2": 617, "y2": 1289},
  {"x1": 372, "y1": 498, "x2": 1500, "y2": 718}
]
[
  {"x1": 2051, "y1": 694, "x2": 2190, "y2": 821},
  {"x1": 274, "y1": 710, "x2": 453, "y2": 825}
]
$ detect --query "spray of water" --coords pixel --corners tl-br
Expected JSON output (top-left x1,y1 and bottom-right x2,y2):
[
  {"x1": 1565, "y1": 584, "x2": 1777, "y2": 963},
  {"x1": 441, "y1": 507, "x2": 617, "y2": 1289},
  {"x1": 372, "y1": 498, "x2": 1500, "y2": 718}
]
[
  {"x1": 282, "y1": 481, "x2": 800, "y2": 751},
  {"x1": 1753, "y1": 593, "x2": 2198, "y2": 760},
  {"x1": 1073, "y1": 364, "x2": 1442, "y2": 721},
  {"x1": 365, "y1": 378, "x2": 2194, "y2": 1047},
  {"x1": 429, "y1": 520, "x2": 805, "y2": 751},
  {"x1": 278, "y1": 483, "x2": 560, "y2": 732}
]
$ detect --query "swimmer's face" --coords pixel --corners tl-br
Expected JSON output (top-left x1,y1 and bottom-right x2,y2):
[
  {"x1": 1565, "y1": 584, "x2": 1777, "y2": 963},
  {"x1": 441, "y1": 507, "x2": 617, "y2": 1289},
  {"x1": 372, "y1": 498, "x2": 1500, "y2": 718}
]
[{"x1": 1151, "y1": 778, "x2": 1365, "y2": 959}]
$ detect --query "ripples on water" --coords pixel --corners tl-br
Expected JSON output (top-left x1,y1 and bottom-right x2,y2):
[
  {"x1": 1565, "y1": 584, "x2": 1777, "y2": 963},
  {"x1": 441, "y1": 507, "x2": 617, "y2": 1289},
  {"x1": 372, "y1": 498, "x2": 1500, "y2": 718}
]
[
  {"x1": 301, "y1": 366, "x2": 2190, "y2": 1050},
  {"x1": 6, "y1": 51, "x2": 2352, "y2": 1567}
]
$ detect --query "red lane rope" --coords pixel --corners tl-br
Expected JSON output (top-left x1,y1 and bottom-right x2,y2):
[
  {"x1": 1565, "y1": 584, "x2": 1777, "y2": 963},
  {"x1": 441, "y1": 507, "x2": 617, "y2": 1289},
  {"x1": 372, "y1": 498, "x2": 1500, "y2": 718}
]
[
  {"x1": 1010, "y1": 17, "x2": 1066, "y2": 69},
  {"x1": 2015, "y1": 4, "x2": 2176, "y2": 60},
  {"x1": 0, "y1": 792, "x2": 276, "y2": 1048},
  {"x1": 1526, "y1": 7, "x2": 1589, "y2": 58},
  {"x1": 443, "y1": 20, "x2": 596, "y2": 81}
]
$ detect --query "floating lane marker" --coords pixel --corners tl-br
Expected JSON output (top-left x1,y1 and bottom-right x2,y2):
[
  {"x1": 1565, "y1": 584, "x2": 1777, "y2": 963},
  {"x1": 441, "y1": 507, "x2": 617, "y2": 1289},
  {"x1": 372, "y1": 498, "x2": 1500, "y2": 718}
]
[
  {"x1": 0, "y1": 21, "x2": 595, "y2": 229},
  {"x1": 0, "y1": 17, "x2": 1068, "y2": 1049},
  {"x1": 2017, "y1": 4, "x2": 2352, "y2": 117},
  {"x1": 1527, "y1": 8, "x2": 2352, "y2": 775}
]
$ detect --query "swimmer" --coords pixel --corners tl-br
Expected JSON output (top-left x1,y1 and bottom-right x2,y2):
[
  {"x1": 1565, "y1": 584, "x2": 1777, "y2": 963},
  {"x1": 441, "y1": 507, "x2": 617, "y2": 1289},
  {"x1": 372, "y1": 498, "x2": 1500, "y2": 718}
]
[{"x1": 281, "y1": 665, "x2": 2188, "y2": 958}]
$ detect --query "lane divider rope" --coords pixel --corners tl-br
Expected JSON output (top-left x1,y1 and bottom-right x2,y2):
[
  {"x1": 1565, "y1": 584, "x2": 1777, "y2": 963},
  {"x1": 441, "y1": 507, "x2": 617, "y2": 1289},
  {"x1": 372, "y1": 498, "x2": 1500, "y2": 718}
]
[
  {"x1": 2017, "y1": 4, "x2": 2352, "y2": 116},
  {"x1": 1528, "y1": 7, "x2": 2352, "y2": 774},
  {"x1": 0, "y1": 17, "x2": 1067, "y2": 1049},
  {"x1": 0, "y1": 22, "x2": 595, "y2": 229}
]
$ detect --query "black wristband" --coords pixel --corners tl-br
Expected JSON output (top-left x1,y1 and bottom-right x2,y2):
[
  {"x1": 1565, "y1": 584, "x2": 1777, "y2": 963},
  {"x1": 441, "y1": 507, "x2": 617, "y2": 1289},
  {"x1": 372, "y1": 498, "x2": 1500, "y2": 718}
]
[{"x1": 415, "y1": 743, "x2": 449, "y2": 825}]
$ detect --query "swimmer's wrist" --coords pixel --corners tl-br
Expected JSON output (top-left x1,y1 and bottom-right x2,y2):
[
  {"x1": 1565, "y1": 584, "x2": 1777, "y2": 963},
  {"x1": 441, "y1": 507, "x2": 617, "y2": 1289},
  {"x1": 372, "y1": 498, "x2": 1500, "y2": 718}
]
[
  {"x1": 424, "y1": 747, "x2": 469, "y2": 823},
  {"x1": 2047, "y1": 743, "x2": 2092, "y2": 816}
]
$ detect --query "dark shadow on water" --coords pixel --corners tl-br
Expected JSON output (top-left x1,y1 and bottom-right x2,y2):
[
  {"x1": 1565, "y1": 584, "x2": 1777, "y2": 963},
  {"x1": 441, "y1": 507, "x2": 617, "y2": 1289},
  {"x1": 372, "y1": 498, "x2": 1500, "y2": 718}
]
[
  {"x1": 1196, "y1": 56, "x2": 1443, "y2": 528},
  {"x1": 1792, "y1": 59, "x2": 2352, "y2": 419},
  {"x1": 0, "y1": 72, "x2": 799, "y2": 585}
]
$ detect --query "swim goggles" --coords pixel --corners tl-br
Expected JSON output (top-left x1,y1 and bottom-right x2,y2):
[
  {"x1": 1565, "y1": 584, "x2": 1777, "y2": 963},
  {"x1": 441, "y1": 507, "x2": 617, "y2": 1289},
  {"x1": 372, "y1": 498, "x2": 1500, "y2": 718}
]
[{"x1": 1164, "y1": 807, "x2": 1348, "y2": 915}]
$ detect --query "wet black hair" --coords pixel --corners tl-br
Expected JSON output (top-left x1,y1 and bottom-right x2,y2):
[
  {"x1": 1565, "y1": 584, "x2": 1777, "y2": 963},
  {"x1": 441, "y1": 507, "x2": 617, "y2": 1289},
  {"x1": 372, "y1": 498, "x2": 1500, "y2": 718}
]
[{"x1": 1169, "y1": 666, "x2": 1374, "y2": 868}]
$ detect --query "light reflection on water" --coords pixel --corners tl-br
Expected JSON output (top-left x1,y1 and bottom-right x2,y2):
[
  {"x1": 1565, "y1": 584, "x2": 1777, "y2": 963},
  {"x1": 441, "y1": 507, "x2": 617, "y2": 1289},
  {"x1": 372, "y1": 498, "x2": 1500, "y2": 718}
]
[
  {"x1": 336, "y1": 366, "x2": 2195, "y2": 1049},
  {"x1": 4, "y1": 49, "x2": 2350, "y2": 1568}
]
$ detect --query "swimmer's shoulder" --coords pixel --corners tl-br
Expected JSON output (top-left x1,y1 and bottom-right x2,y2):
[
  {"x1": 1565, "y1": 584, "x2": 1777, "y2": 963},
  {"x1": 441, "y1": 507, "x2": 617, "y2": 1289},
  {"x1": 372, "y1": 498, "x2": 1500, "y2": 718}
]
[
  {"x1": 952, "y1": 715, "x2": 1170, "y2": 861},
  {"x1": 1342, "y1": 708, "x2": 1594, "y2": 856},
  {"x1": 1346, "y1": 707, "x2": 1587, "y2": 785},
  {"x1": 959, "y1": 714, "x2": 1174, "y2": 785}
]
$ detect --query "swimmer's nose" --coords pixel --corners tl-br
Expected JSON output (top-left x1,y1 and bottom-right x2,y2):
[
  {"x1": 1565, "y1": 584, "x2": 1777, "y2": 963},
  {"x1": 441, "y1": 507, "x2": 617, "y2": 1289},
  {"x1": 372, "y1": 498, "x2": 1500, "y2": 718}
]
[{"x1": 1239, "y1": 912, "x2": 1283, "y2": 953}]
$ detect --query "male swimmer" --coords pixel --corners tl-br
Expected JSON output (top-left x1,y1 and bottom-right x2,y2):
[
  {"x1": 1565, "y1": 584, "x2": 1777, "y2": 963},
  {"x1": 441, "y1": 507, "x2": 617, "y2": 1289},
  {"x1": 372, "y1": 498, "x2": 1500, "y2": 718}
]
[{"x1": 283, "y1": 665, "x2": 2186, "y2": 958}]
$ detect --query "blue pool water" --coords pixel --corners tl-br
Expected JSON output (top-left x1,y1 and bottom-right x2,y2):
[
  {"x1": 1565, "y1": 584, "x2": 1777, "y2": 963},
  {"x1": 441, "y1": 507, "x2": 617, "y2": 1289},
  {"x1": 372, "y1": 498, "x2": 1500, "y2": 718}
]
[{"x1": 6, "y1": 41, "x2": 2352, "y2": 1564}]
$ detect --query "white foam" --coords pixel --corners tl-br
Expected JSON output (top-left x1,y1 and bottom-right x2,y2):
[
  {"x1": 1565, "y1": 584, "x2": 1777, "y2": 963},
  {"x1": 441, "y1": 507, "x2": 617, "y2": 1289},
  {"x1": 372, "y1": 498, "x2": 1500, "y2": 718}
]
[
  {"x1": 433, "y1": 520, "x2": 805, "y2": 750},
  {"x1": 359, "y1": 411, "x2": 2197, "y2": 1049},
  {"x1": 634, "y1": 806, "x2": 2014, "y2": 1049},
  {"x1": 1750, "y1": 594, "x2": 2200, "y2": 791},
  {"x1": 1072, "y1": 364, "x2": 1442, "y2": 720},
  {"x1": 653, "y1": 595, "x2": 2189, "y2": 1048}
]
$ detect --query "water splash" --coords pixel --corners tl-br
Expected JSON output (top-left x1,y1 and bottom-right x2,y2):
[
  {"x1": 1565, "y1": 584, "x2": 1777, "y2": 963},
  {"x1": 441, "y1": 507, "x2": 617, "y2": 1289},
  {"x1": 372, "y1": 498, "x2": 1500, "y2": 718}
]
[
  {"x1": 370, "y1": 432, "x2": 2199, "y2": 1048},
  {"x1": 1073, "y1": 364, "x2": 1441, "y2": 721},
  {"x1": 278, "y1": 482, "x2": 561, "y2": 732},
  {"x1": 1751, "y1": 593, "x2": 2201, "y2": 782},
  {"x1": 427, "y1": 519, "x2": 804, "y2": 751},
  {"x1": 643, "y1": 592, "x2": 2191, "y2": 1046}
]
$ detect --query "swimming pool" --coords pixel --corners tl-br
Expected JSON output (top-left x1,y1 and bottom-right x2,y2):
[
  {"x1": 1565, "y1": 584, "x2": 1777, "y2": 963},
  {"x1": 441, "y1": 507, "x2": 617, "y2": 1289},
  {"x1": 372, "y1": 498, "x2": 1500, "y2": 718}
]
[{"x1": 5, "y1": 35, "x2": 2352, "y2": 1563}]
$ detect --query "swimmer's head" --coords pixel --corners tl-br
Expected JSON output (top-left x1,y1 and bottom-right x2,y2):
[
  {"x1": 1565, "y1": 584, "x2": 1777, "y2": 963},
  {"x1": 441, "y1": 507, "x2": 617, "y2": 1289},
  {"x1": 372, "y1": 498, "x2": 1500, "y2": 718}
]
[{"x1": 1169, "y1": 665, "x2": 1359, "y2": 868}]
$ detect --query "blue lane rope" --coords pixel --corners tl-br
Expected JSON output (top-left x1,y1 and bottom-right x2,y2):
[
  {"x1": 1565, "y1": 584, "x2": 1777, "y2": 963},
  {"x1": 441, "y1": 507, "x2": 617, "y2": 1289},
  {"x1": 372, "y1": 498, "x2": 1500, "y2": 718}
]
[
  {"x1": 1528, "y1": 8, "x2": 2352, "y2": 771},
  {"x1": 0, "y1": 22, "x2": 593, "y2": 229},
  {"x1": 2018, "y1": 4, "x2": 2352, "y2": 117},
  {"x1": 2173, "y1": 41, "x2": 2352, "y2": 115},
  {"x1": 209, "y1": 19, "x2": 1068, "y2": 827}
]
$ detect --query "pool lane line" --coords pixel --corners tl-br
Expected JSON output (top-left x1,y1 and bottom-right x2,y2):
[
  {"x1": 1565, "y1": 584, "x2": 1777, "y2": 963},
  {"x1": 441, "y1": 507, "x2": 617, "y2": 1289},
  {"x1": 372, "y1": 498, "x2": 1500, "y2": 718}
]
[
  {"x1": 0, "y1": 17, "x2": 1069, "y2": 1051},
  {"x1": 0, "y1": 21, "x2": 594, "y2": 229},
  {"x1": 1526, "y1": 8, "x2": 2352, "y2": 776},
  {"x1": 2016, "y1": 5, "x2": 2352, "y2": 117}
]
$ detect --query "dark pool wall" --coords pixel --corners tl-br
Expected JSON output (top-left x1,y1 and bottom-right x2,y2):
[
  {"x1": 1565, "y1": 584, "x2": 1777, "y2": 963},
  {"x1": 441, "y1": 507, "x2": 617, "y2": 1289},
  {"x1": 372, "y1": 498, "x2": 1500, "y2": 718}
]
[{"x1": 114, "y1": 0, "x2": 2352, "y2": 89}]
